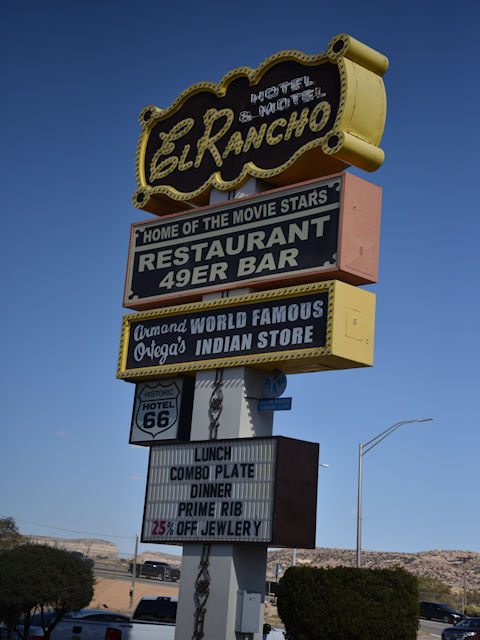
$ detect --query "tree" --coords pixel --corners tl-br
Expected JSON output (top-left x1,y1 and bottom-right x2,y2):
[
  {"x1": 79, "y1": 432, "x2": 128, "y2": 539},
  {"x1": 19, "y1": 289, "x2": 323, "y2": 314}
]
[
  {"x1": 467, "y1": 590, "x2": 480, "y2": 607},
  {"x1": 417, "y1": 576, "x2": 456, "y2": 608},
  {"x1": 0, "y1": 517, "x2": 23, "y2": 550},
  {"x1": 0, "y1": 543, "x2": 94, "y2": 640}
]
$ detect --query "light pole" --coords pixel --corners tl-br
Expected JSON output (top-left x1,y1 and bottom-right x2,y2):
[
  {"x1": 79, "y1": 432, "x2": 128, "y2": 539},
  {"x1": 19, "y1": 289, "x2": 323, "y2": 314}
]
[
  {"x1": 356, "y1": 418, "x2": 434, "y2": 568},
  {"x1": 129, "y1": 535, "x2": 138, "y2": 610},
  {"x1": 461, "y1": 556, "x2": 471, "y2": 612}
]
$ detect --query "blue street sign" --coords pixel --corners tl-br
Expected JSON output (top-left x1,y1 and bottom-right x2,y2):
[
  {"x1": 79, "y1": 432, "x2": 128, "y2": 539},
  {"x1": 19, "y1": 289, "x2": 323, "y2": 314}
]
[{"x1": 257, "y1": 397, "x2": 292, "y2": 412}]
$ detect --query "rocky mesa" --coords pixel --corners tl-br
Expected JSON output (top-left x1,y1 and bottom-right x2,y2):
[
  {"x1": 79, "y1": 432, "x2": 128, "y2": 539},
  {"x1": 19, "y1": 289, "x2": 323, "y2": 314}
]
[
  {"x1": 29, "y1": 536, "x2": 480, "y2": 591},
  {"x1": 267, "y1": 547, "x2": 480, "y2": 591}
]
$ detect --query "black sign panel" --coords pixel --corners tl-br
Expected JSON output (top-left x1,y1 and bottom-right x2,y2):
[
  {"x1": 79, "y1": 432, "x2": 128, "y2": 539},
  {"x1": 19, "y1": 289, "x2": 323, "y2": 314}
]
[
  {"x1": 125, "y1": 176, "x2": 342, "y2": 309},
  {"x1": 117, "y1": 281, "x2": 376, "y2": 380},
  {"x1": 133, "y1": 35, "x2": 388, "y2": 213},
  {"x1": 126, "y1": 292, "x2": 327, "y2": 372},
  {"x1": 141, "y1": 60, "x2": 340, "y2": 195}
]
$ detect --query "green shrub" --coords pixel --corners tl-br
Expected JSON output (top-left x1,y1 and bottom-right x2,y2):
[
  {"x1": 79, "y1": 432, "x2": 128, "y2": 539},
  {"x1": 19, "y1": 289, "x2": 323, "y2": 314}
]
[
  {"x1": 467, "y1": 590, "x2": 480, "y2": 607},
  {"x1": 465, "y1": 605, "x2": 480, "y2": 617},
  {"x1": 277, "y1": 565, "x2": 418, "y2": 640}
]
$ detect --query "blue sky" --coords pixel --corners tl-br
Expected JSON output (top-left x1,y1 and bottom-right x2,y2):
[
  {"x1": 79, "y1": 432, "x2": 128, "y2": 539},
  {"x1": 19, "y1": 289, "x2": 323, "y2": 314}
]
[{"x1": 1, "y1": 0, "x2": 478, "y2": 561}]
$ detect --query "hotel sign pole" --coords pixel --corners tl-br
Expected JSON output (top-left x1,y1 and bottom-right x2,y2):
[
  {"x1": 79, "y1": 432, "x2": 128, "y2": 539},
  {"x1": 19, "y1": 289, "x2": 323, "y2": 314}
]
[
  {"x1": 175, "y1": 179, "x2": 273, "y2": 640},
  {"x1": 118, "y1": 33, "x2": 388, "y2": 640}
]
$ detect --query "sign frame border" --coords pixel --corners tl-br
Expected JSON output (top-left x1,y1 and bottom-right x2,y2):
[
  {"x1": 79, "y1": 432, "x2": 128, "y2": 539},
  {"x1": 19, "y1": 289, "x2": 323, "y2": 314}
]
[{"x1": 117, "y1": 280, "x2": 375, "y2": 381}]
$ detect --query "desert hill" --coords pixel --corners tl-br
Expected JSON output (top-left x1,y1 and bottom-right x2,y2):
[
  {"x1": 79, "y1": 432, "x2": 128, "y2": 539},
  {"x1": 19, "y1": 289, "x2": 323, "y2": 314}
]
[
  {"x1": 28, "y1": 536, "x2": 118, "y2": 557},
  {"x1": 29, "y1": 536, "x2": 480, "y2": 591},
  {"x1": 267, "y1": 547, "x2": 480, "y2": 591}
]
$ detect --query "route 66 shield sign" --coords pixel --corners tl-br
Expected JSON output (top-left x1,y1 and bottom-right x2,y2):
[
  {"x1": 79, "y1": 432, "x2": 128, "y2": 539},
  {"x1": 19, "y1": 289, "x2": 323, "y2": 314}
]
[{"x1": 130, "y1": 377, "x2": 194, "y2": 444}]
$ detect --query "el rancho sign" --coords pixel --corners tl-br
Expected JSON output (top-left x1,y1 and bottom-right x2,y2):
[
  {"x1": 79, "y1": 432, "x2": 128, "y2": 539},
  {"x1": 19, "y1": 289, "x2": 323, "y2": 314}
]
[{"x1": 134, "y1": 34, "x2": 388, "y2": 214}]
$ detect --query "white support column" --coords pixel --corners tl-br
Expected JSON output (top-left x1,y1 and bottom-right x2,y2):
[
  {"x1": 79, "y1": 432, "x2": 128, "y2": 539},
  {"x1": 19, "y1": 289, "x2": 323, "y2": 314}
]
[
  {"x1": 191, "y1": 366, "x2": 273, "y2": 441},
  {"x1": 175, "y1": 178, "x2": 274, "y2": 640},
  {"x1": 176, "y1": 544, "x2": 268, "y2": 640}
]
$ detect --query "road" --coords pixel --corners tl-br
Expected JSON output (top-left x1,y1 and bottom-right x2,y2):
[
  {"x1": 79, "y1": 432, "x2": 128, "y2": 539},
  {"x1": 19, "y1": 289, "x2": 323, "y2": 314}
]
[
  {"x1": 94, "y1": 565, "x2": 179, "y2": 587},
  {"x1": 419, "y1": 619, "x2": 449, "y2": 637}
]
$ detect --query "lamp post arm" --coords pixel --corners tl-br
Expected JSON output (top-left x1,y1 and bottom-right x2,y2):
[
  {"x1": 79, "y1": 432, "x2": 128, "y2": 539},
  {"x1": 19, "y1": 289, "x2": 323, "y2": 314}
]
[
  {"x1": 362, "y1": 418, "x2": 434, "y2": 455},
  {"x1": 362, "y1": 420, "x2": 416, "y2": 454},
  {"x1": 355, "y1": 417, "x2": 434, "y2": 569},
  {"x1": 362, "y1": 421, "x2": 414, "y2": 455}
]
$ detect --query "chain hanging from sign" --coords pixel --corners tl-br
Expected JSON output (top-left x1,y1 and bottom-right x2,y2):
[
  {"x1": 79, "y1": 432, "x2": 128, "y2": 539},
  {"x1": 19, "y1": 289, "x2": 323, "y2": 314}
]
[
  {"x1": 208, "y1": 368, "x2": 224, "y2": 440},
  {"x1": 193, "y1": 368, "x2": 223, "y2": 638},
  {"x1": 193, "y1": 543, "x2": 212, "y2": 640}
]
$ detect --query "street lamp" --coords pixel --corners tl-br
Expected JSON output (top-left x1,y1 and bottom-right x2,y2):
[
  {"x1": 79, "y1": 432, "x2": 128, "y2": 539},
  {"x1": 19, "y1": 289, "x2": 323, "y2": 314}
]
[
  {"x1": 461, "y1": 556, "x2": 471, "y2": 612},
  {"x1": 356, "y1": 418, "x2": 434, "y2": 568}
]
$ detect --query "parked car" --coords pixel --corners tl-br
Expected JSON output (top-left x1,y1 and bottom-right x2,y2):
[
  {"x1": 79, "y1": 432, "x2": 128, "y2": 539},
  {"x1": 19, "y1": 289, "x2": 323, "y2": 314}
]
[
  {"x1": 0, "y1": 598, "x2": 178, "y2": 640},
  {"x1": 0, "y1": 609, "x2": 131, "y2": 640},
  {"x1": 29, "y1": 610, "x2": 131, "y2": 625},
  {"x1": 441, "y1": 617, "x2": 480, "y2": 640},
  {"x1": 144, "y1": 561, "x2": 180, "y2": 582},
  {"x1": 128, "y1": 561, "x2": 180, "y2": 582},
  {"x1": 420, "y1": 601, "x2": 465, "y2": 624},
  {"x1": 1, "y1": 597, "x2": 284, "y2": 640}
]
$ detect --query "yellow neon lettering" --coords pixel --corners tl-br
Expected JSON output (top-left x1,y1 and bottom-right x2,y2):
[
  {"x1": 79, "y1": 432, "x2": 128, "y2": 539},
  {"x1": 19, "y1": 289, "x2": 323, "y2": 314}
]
[
  {"x1": 243, "y1": 124, "x2": 267, "y2": 152},
  {"x1": 158, "y1": 118, "x2": 194, "y2": 155},
  {"x1": 284, "y1": 107, "x2": 310, "y2": 140},
  {"x1": 195, "y1": 108, "x2": 234, "y2": 168},
  {"x1": 266, "y1": 118, "x2": 286, "y2": 145},
  {"x1": 178, "y1": 144, "x2": 193, "y2": 171},
  {"x1": 222, "y1": 131, "x2": 244, "y2": 159},
  {"x1": 149, "y1": 155, "x2": 178, "y2": 181},
  {"x1": 309, "y1": 101, "x2": 331, "y2": 132}
]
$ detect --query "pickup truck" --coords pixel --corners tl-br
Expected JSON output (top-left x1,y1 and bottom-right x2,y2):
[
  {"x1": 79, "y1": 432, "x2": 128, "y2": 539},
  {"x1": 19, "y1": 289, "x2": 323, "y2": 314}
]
[
  {"x1": 2, "y1": 596, "x2": 283, "y2": 640},
  {"x1": 128, "y1": 561, "x2": 180, "y2": 582}
]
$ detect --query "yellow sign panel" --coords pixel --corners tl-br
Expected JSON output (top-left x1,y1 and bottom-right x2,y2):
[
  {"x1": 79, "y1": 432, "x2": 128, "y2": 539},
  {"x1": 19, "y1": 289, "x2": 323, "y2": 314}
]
[
  {"x1": 134, "y1": 34, "x2": 388, "y2": 215},
  {"x1": 117, "y1": 281, "x2": 375, "y2": 381}
]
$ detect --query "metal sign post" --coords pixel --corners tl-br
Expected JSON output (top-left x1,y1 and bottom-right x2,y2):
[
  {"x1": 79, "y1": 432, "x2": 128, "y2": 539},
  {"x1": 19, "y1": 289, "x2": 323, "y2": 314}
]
[{"x1": 175, "y1": 180, "x2": 272, "y2": 640}]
